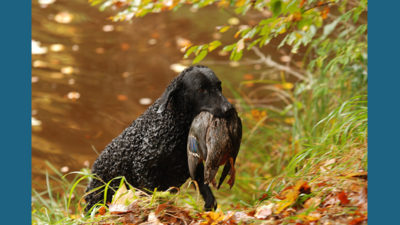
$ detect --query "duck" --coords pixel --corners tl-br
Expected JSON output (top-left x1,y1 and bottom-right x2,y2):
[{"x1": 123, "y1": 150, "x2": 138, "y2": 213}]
[{"x1": 187, "y1": 109, "x2": 242, "y2": 190}]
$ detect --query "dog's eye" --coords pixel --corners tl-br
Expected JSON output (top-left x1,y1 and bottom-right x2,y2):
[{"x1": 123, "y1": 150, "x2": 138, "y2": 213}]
[
  {"x1": 199, "y1": 88, "x2": 207, "y2": 93},
  {"x1": 217, "y1": 82, "x2": 222, "y2": 91}
]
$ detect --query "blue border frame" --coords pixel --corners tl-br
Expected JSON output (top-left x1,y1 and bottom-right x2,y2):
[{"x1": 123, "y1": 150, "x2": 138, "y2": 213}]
[
  {"x1": 0, "y1": 1, "x2": 31, "y2": 224},
  {"x1": 369, "y1": 1, "x2": 400, "y2": 224},
  {"x1": 0, "y1": 0, "x2": 399, "y2": 224}
]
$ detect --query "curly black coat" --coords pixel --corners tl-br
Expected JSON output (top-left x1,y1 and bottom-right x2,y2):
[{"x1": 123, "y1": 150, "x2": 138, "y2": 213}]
[{"x1": 85, "y1": 65, "x2": 233, "y2": 211}]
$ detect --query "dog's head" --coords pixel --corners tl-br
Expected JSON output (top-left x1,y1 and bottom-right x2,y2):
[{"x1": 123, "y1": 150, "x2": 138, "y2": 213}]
[{"x1": 158, "y1": 65, "x2": 233, "y2": 117}]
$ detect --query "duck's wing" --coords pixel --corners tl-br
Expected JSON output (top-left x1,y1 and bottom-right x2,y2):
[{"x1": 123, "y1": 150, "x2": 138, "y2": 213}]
[
  {"x1": 217, "y1": 112, "x2": 242, "y2": 189},
  {"x1": 204, "y1": 118, "x2": 230, "y2": 186},
  {"x1": 187, "y1": 134, "x2": 203, "y2": 180}
]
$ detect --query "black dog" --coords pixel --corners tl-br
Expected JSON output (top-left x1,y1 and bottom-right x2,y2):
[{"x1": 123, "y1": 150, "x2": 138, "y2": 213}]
[{"x1": 85, "y1": 65, "x2": 232, "y2": 211}]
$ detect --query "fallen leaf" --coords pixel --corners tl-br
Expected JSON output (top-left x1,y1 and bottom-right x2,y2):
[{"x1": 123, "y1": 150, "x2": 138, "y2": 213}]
[
  {"x1": 200, "y1": 211, "x2": 225, "y2": 225},
  {"x1": 147, "y1": 212, "x2": 163, "y2": 225},
  {"x1": 155, "y1": 203, "x2": 168, "y2": 215},
  {"x1": 98, "y1": 206, "x2": 106, "y2": 215},
  {"x1": 296, "y1": 180, "x2": 311, "y2": 194},
  {"x1": 304, "y1": 197, "x2": 321, "y2": 208},
  {"x1": 275, "y1": 180, "x2": 311, "y2": 214},
  {"x1": 109, "y1": 183, "x2": 136, "y2": 213},
  {"x1": 337, "y1": 191, "x2": 350, "y2": 205},
  {"x1": 259, "y1": 193, "x2": 269, "y2": 201},
  {"x1": 229, "y1": 211, "x2": 253, "y2": 223},
  {"x1": 255, "y1": 204, "x2": 274, "y2": 219},
  {"x1": 323, "y1": 194, "x2": 339, "y2": 207},
  {"x1": 349, "y1": 215, "x2": 367, "y2": 225},
  {"x1": 298, "y1": 212, "x2": 321, "y2": 222}
]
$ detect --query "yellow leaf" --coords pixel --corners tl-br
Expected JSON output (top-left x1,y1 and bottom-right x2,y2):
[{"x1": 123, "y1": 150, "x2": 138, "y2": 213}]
[
  {"x1": 235, "y1": 0, "x2": 246, "y2": 7},
  {"x1": 279, "y1": 27, "x2": 287, "y2": 34},
  {"x1": 297, "y1": 212, "x2": 321, "y2": 222},
  {"x1": 219, "y1": 26, "x2": 231, "y2": 33},
  {"x1": 284, "y1": 117, "x2": 295, "y2": 125},
  {"x1": 217, "y1": 0, "x2": 229, "y2": 7},
  {"x1": 275, "y1": 200, "x2": 293, "y2": 214},
  {"x1": 282, "y1": 82, "x2": 294, "y2": 89},
  {"x1": 275, "y1": 180, "x2": 311, "y2": 214},
  {"x1": 201, "y1": 211, "x2": 225, "y2": 225}
]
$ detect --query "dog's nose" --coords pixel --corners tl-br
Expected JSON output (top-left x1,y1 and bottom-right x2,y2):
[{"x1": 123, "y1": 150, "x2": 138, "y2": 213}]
[{"x1": 222, "y1": 102, "x2": 233, "y2": 114}]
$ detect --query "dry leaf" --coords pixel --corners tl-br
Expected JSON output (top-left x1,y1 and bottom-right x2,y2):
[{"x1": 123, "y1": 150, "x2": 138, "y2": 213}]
[
  {"x1": 98, "y1": 206, "x2": 106, "y2": 215},
  {"x1": 337, "y1": 191, "x2": 350, "y2": 205},
  {"x1": 349, "y1": 215, "x2": 367, "y2": 225},
  {"x1": 200, "y1": 211, "x2": 225, "y2": 225},
  {"x1": 304, "y1": 197, "x2": 321, "y2": 208},
  {"x1": 109, "y1": 183, "x2": 136, "y2": 213},
  {"x1": 275, "y1": 180, "x2": 311, "y2": 214},
  {"x1": 255, "y1": 204, "x2": 274, "y2": 219}
]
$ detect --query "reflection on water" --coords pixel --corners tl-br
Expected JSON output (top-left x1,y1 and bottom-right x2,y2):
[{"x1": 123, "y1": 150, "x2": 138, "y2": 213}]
[{"x1": 32, "y1": 0, "x2": 255, "y2": 189}]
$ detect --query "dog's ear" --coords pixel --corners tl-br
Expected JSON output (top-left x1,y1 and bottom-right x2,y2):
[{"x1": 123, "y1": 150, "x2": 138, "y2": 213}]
[{"x1": 157, "y1": 76, "x2": 183, "y2": 113}]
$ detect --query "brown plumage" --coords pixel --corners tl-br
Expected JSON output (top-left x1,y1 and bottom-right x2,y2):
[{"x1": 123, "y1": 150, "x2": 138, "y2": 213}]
[{"x1": 187, "y1": 109, "x2": 242, "y2": 191}]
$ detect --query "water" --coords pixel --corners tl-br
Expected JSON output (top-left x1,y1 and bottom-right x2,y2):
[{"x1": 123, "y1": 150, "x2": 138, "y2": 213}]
[{"x1": 32, "y1": 0, "x2": 263, "y2": 189}]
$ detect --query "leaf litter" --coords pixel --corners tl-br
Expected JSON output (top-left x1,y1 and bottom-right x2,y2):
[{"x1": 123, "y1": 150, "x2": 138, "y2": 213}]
[{"x1": 82, "y1": 171, "x2": 367, "y2": 224}]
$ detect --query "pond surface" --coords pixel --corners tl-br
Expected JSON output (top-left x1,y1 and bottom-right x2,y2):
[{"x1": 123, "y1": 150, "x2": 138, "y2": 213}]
[
  {"x1": 32, "y1": 0, "x2": 267, "y2": 189},
  {"x1": 32, "y1": 0, "x2": 298, "y2": 192}
]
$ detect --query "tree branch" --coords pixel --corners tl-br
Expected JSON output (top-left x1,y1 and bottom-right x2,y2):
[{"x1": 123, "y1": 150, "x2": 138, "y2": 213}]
[{"x1": 250, "y1": 47, "x2": 307, "y2": 81}]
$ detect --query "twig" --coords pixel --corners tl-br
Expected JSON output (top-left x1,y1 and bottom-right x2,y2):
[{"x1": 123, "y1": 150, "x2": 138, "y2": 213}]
[
  {"x1": 251, "y1": 47, "x2": 307, "y2": 81},
  {"x1": 304, "y1": 1, "x2": 335, "y2": 12}
]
